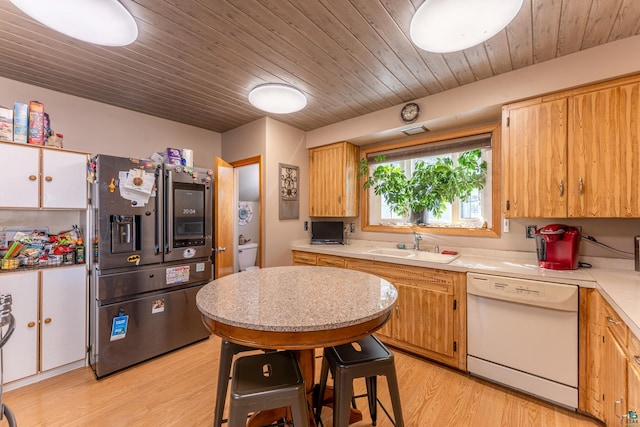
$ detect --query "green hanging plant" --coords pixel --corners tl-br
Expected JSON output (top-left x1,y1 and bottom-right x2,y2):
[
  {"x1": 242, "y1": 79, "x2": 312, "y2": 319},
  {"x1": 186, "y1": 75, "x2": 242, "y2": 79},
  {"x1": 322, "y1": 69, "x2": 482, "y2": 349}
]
[{"x1": 358, "y1": 149, "x2": 488, "y2": 221}]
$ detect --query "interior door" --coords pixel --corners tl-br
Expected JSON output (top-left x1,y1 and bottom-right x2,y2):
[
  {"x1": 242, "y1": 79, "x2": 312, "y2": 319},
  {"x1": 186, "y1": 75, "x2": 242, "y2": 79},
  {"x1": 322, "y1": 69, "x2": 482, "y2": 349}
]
[{"x1": 214, "y1": 157, "x2": 234, "y2": 278}]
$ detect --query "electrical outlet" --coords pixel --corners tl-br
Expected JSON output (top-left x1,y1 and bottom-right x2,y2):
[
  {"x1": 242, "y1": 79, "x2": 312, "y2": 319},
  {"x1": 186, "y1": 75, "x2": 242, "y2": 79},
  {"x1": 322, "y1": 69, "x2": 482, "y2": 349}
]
[
  {"x1": 503, "y1": 218, "x2": 510, "y2": 233},
  {"x1": 350, "y1": 223, "x2": 355, "y2": 233},
  {"x1": 304, "y1": 221, "x2": 308, "y2": 231},
  {"x1": 526, "y1": 225, "x2": 537, "y2": 239}
]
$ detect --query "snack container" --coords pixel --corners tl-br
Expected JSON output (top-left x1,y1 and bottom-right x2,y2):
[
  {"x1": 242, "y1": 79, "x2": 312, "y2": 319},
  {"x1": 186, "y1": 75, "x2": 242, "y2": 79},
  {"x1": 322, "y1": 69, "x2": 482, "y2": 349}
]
[
  {"x1": 28, "y1": 101, "x2": 45, "y2": 145},
  {"x1": 0, "y1": 259, "x2": 18, "y2": 270},
  {"x1": 0, "y1": 106, "x2": 13, "y2": 142},
  {"x1": 166, "y1": 147, "x2": 182, "y2": 165},
  {"x1": 13, "y1": 102, "x2": 28, "y2": 143}
]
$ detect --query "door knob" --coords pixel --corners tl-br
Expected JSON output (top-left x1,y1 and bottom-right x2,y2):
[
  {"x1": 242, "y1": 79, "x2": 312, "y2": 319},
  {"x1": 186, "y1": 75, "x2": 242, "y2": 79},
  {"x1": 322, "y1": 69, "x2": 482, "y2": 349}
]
[{"x1": 44, "y1": 318, "x2": 52, "y2": 324}]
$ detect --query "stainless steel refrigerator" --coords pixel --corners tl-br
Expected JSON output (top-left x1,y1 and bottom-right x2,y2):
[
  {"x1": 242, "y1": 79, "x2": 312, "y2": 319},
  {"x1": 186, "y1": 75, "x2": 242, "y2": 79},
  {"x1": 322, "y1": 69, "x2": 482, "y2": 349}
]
[{"x1": 87, "y1": 154, "x2": 213, "y2": 378}]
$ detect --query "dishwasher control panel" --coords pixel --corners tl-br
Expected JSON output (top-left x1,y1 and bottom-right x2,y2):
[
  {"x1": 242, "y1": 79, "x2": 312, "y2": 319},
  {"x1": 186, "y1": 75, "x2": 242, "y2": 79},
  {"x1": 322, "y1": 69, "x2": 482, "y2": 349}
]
[
  {"x1": 491, "y1": 280, "x2": 545, "y2": 297},
  {"x1": 467, "y1": 273, "x2": 578, "y2": 311}
]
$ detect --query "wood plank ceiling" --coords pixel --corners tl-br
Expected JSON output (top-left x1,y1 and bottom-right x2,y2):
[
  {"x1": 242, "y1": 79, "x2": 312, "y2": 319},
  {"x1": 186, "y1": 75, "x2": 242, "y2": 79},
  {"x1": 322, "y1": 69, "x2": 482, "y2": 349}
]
[{"x1": 0, "y1": 0, "x2": 639, "y2": 134}]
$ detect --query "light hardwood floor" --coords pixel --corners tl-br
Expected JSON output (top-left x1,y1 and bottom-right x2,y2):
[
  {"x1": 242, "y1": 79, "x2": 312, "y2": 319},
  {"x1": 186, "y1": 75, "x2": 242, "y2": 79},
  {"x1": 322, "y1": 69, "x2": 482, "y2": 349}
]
[{"x1": 4, "y1": 336, "x2": 602, "y2": 426}]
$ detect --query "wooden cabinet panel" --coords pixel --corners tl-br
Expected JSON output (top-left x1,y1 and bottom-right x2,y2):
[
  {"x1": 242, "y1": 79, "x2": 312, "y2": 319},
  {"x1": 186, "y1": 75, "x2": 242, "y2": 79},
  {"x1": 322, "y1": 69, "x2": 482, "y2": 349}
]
[
  {"x1": 604, "y1": 327, "x2": 628, "y2": 425},
  {"x1": 308, "y1": 141, "x2": 359, "y2": 217},
  {"x1": 502, "y1": 98, "x2": 568, "y2": 217},
  {"x1": 504, "y1": 75, "x2": 640, "y2": 218},
  {"x1": 316, "y1": 254, "x2": 345, "y2": 268},
  {"x1": 292, "y1": 251, "x2": 317, "y2": 266},
  {"x1": 629, "y1": 354, "x2": 640, "y2": 421},
  {"x1": 343, "y1": 257, "x2": 465, "y2": 369},
  {"x1": 569, "y1": 83, "x2": 640, "y2": 217}
]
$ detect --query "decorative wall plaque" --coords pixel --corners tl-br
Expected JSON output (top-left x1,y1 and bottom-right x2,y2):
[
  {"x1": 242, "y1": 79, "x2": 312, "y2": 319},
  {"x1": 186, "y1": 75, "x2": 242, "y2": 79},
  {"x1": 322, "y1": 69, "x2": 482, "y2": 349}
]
[{"x1": 279, "y1": 163, "x2": 299, "y2": 220}]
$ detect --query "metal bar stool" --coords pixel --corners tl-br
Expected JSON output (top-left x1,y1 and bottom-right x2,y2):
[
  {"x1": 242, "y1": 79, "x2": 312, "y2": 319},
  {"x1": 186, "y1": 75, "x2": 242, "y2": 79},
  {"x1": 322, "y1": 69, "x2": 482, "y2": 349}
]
[
  {"x1": 228, "y1": 350, "x2": 309, "y2": 427},
  {"x1": 315, "y1": 334, "x2": 404, "y2": 427},
  {"x1": 214, "y1": 340, "x2": 265, "y2": 427}
]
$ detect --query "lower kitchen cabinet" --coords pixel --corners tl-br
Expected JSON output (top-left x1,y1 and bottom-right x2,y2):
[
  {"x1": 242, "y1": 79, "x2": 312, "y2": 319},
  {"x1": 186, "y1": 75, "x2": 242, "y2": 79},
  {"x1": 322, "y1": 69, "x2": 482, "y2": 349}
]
[
  {"x1": 344, "y1": 258, "x2": 466, "y2": 370},
  {"x1": 292, "y1": 250, "x2": 466, "y2": 370},
  {"x1": 0, "y1": 265, "x2": 86, "y2": 385},
  {"x1": 582, "y1": 288, "x2": 640, "y2": 425}
]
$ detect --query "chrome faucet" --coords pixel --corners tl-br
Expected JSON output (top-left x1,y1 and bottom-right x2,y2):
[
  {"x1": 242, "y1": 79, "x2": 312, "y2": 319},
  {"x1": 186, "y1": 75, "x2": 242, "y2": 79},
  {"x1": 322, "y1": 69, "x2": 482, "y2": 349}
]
[{"x1": 412, "y1": 232, "x2": 423, "y2": 251}]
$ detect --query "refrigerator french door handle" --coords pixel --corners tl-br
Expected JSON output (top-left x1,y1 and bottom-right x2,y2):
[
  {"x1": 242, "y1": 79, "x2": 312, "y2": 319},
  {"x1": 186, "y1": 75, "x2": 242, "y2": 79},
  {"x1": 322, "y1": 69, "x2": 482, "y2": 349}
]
[
  {"x1": 154, "y1": 166, "x2": 161, "y2": 255},
  {"x1": 165, "y1": 169, "x2": 173, "y2": 254}
]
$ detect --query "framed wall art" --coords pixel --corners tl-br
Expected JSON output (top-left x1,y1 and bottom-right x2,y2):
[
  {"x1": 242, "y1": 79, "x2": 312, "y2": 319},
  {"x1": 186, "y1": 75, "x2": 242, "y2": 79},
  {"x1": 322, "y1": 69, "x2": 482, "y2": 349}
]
[{"x1": 279, "y1": 163, "x2": 299, "y2": 220}]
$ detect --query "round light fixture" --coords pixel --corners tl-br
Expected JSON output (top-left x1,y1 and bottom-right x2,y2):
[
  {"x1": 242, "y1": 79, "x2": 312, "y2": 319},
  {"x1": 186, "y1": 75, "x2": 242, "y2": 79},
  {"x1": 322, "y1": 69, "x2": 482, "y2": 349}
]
[
  {"x1": 248, "y1": 83, "x2": 307, "y2": 114},
  {"x1": 9, "y1": 0, "x2": 138, "y2": 47},
  {"x1": 410, "y1": 0, "x2": 523, "y2": 53}
]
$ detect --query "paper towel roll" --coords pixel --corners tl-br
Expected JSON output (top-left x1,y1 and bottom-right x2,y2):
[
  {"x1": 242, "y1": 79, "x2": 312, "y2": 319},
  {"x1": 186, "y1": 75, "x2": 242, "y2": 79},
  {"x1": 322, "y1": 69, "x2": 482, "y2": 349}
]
[{"x1": 181, "y1": 148, "x2": 194, "y2": 167}]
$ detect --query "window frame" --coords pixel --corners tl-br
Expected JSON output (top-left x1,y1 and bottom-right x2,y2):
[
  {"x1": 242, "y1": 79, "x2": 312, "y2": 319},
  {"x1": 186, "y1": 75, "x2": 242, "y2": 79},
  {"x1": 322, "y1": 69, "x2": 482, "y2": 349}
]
[{"x1": 360, "y1": 123, "x2": 501, "y2": 238}]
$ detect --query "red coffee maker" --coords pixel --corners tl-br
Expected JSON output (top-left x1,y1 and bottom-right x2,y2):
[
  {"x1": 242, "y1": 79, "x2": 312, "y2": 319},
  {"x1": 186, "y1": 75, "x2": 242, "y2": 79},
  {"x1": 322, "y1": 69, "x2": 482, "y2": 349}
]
[{"x1": 535, "y1": 224, "x2": 581, "y2": 270}]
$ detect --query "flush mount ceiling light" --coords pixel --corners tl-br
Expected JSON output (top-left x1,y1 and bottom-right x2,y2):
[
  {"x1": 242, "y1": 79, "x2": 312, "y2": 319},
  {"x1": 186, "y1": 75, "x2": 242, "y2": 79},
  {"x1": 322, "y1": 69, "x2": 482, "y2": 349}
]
[
  {"x1": 9, "y1": 0, "x2": 138, "y2": 47},
  {"x1": 410, "y1": 0, "x2": 523, "y2": 53},
  {"x1": 248, "y1": 83, "x2": 307, "y2": 114}
]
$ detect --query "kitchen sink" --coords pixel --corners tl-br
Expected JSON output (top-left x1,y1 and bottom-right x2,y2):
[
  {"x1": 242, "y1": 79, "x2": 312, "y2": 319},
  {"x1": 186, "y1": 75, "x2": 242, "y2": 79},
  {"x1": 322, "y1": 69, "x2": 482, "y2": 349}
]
[
  {"x1": 367, "y1": 248, "x2": 416, "y2": 258},
  {"x1": 366, "y1": 248, "x2": 460, "y2": 263}
]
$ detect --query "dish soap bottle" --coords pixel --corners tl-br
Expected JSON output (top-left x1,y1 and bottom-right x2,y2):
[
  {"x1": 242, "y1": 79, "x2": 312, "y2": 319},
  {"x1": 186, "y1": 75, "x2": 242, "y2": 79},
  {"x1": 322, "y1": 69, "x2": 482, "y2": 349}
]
[{"x1": 75, "y1": 237, "x2": 85, "y2": 264}]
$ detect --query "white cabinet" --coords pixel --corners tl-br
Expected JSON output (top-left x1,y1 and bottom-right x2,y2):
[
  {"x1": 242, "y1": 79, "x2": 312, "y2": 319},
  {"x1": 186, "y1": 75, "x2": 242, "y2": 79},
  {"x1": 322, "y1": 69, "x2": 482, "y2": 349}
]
[
  {"x1": 0, "y1": 265, "x2": 86, "y2": 384},
  {"x1": 0, "y1": 271, "x2": 38, "y2": 383},
  {"x1": 0, "y1": 142, "x2": 88, "y2": 209},
  {"x1": 41, "y1": 267, "x2": 87, "y2": 371}
]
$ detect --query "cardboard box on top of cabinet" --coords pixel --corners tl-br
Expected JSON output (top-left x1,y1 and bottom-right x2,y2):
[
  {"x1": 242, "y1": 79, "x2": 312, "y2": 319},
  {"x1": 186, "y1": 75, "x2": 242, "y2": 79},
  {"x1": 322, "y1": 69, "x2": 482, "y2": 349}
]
[
  {"x1": 0, "y1": 106, "x2": 13, "y2": 142},
  {"x1": 28, "y1": 100, "x2": 44, "y2": 145},
  {"x1": 13, "y1": 102, "x2": 28, "y2": 143}
]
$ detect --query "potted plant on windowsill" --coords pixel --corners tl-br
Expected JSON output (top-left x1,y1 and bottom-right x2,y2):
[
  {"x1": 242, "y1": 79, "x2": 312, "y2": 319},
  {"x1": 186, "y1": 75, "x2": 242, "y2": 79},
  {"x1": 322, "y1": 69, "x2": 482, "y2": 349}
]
[{"x1": 358, "y1": 149, "x2": 488, "y2": 225}]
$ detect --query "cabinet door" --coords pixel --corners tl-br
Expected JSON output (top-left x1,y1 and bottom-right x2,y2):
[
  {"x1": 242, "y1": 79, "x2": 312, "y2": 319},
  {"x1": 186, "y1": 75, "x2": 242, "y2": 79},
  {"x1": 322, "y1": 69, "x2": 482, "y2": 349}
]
[
  {"x1": 0, "y1": 143, "x2": 40, "y2": 208},
  {"x1": 502, "y1": 98, "x2": 568, "y2": 217},
  {"x1": 41, "y1": 266, "x2": 87, "y2": 371},
  {"x1": 394, "y1": 280, "x2": 454, "y2": 357},
  {"x1": 292, "y1": 251, "x2": 317, "y2": 266},
  {"x1": 309, "y1": 142, "x2": 359, "y2": 217},
  {"x1": 629, "y1": 357, "x2": 640, "y2": 422},
  {"x1": 0, "y1": 271, "x2": 38, "y2": 383},
  {"x1": 41, "y1": 149, "x2": 88, "y2": 209},
  {"x1": 604, "y1": 327, "x2": 628, "y2": 426},
  {"x1": 570, "y1": 84, "x2": 640, "y2": 217}
]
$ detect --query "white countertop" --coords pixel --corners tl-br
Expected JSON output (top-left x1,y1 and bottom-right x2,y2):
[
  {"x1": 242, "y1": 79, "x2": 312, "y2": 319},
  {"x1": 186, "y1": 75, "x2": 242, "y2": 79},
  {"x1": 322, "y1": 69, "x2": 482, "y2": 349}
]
[{"x1": 292, "y1": 239, "x2": 640, "y2": 339}]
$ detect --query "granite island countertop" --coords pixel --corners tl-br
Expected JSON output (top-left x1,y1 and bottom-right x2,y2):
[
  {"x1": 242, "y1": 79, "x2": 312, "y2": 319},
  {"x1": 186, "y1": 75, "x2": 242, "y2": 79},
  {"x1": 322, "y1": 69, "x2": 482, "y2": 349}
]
[
  {"x1": 292, "y1": 239, "x2": 640, "y2": 339},
  {"x1": 196, "y1": 265, "x2": 397, "y2": 332}
]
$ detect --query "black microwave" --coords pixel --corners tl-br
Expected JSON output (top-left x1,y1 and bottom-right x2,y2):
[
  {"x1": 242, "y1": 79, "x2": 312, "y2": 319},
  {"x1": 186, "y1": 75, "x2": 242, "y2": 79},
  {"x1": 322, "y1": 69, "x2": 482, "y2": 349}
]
[{"x1": 311, "y1": 221, "x2": 344, "y2": 245}]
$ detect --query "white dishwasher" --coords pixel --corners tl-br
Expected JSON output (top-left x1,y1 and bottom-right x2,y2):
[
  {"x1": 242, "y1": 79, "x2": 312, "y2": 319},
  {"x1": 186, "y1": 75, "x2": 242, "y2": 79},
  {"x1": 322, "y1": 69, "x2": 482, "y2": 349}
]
[{"x1": 466, "y1": 273, "x2": 579, "y2": 409}]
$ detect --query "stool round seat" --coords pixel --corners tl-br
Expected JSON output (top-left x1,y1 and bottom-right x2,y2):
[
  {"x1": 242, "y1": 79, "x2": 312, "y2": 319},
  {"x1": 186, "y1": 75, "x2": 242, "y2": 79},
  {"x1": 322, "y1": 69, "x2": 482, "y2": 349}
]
[{"x1": 229, "y1": 351, "x2": 309, "y2": 427}]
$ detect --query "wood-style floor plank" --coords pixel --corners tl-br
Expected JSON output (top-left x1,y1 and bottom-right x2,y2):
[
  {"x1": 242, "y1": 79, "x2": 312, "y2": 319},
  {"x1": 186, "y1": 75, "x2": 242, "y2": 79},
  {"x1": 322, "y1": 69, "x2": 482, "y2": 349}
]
[{"x1": 3, "y1": 336, "x2": 602, "y2": 426}]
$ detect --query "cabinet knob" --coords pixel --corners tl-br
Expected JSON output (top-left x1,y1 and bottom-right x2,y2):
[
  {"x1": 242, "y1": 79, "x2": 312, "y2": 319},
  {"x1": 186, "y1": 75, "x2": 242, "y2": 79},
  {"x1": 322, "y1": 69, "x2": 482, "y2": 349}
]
[
  {"x1": 27, "y1": 321, "x2": 36, "y2": 328},
  {"x1": 44, "y1": 317, "x2": 52, "y2": 324},
  {"x1": 45, "y1": 176, "x2": 53, "y2": 182},
  {"x1": 29, "y1": 175, "x2": 37, "y2": 181}
]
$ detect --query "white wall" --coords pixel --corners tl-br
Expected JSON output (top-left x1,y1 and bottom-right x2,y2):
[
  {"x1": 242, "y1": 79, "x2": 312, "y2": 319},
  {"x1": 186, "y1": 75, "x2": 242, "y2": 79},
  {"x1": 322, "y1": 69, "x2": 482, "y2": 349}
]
[
  {"x1": 265, "y1": 118, "x2": 308, "y2": 267},
  {"x1": 0, "y1": 76, "x2": 222, "y2": 165}
]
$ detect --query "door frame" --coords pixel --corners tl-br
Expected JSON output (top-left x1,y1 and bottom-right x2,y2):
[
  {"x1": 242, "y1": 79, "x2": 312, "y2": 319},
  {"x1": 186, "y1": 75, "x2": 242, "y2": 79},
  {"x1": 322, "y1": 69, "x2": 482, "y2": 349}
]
[{"x1": 231, "y1": 155, "x2": 263, "y2": 270}]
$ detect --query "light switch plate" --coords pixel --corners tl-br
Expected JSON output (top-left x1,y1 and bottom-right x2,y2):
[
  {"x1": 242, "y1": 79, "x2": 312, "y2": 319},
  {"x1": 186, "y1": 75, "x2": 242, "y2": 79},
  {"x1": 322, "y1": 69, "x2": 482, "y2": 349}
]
[{"x1": 503, "y1": 218, "x2": 510, "y2": 233}]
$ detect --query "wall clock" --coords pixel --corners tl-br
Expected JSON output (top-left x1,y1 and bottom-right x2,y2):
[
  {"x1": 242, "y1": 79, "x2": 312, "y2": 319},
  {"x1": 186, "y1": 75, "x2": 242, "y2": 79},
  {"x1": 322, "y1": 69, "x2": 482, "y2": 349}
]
[{"x1": 400, "y1": 102, "x2": 420, "y2": 123}]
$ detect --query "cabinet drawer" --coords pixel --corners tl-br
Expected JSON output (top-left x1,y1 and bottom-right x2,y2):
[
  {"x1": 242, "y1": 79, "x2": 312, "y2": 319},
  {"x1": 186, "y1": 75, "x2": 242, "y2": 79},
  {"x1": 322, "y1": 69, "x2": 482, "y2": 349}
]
[
  {"x1": 604, "y1": 300, "x2": 628, "y2": 347},
  {"x1": 292, "y1": 251, "x2": 317, "y2": 265},
  {"x1": 316, "y1": 255, "x2": 345, "y2": 268}
]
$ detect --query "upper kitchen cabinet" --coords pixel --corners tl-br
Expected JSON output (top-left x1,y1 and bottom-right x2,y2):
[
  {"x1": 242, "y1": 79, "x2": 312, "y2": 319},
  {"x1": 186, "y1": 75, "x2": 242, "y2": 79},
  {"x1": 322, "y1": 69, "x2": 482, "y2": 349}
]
[
  {"x1": 0, "y1": 142, "x2": 88, "y2": 209},
  {"x1": 309, "y1": 141, "x2": 359, "y2": 217},
  {"x1": 502, "y1": 97, "x2": 568, "y2": 218},
  {"x1": 503, "y1": 73, "x2": 640, "y2": 218},
  {"x1": 569, "y1": 82, "x2": 640, "y2": 217}
]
